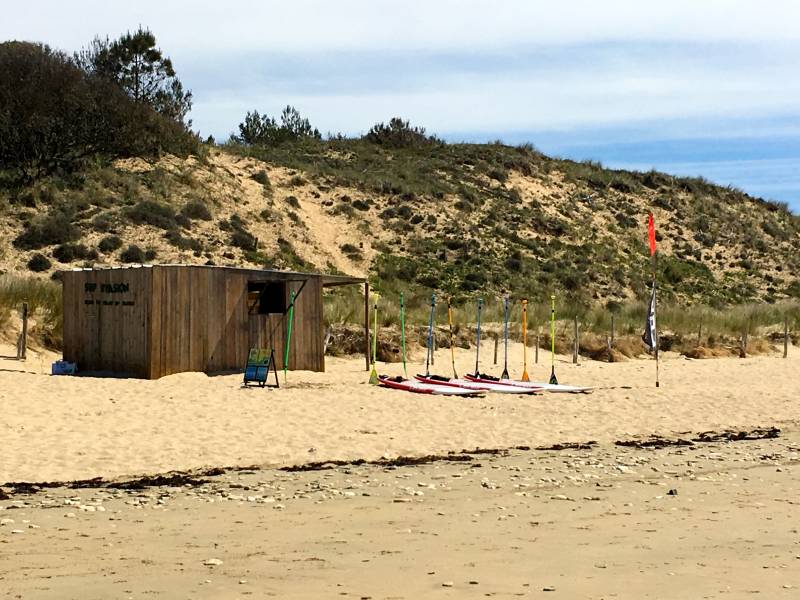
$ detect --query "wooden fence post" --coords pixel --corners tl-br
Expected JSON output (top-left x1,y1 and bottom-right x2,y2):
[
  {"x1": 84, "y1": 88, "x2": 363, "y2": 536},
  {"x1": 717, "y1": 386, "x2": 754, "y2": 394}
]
[
  {"x1": 493, "y1": 334, "x2": 498, "y2": 365},
  {"x1": 573, "y1": 316, "x2": 579, "y2": 364},
  {"x1": 364, "y1": 283, "x2": 370, "y2": 371},
  {"x1": 17, "y1": 302, "x2": 28, "y2": 360},
  {"x1": 610, "y1": 314, "x2": 615, "y2": 348},
  {"x1": 323, "y1": 326, "x2": 333, "y2": 354},
  {"x1": 535, "y1": 327, "x2": 540, "y2": 364},
  {"x1": 741, "y1": 327, "x2": 748, "y2": 359},
  {"x1": 785, "y1": 316, "x2": 789, "y2": 359}
]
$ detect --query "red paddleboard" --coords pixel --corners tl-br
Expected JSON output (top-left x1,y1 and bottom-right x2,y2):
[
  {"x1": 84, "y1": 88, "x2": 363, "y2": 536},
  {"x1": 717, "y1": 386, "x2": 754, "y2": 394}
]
[
  {"x1": 378, "y1": 375, "x2": 484, "y2": 397},
  {"x1": 415, "y1": 374, "x2": 541, "y2": 394}
]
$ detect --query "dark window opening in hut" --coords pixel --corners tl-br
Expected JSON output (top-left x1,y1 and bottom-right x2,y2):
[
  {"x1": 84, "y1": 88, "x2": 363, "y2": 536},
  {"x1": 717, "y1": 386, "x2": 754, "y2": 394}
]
[{"x1": 247, "y1": 281, "x2": 287, "y2": 315}]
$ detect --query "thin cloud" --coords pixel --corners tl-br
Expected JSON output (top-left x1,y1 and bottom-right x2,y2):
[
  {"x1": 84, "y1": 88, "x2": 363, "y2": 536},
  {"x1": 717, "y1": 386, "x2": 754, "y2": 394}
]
[{"x1": 5, "y1": 1, "x2": 800, "y2": 54}]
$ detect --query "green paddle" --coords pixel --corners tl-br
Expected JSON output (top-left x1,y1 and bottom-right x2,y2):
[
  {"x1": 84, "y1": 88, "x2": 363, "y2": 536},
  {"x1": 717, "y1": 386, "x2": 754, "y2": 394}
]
[
  {"x1": 400, "y1": 292, "x2": 408, "y2": 378},
  {"x1": 284, "y1": 290, "x2": 296, "y2": 383}
]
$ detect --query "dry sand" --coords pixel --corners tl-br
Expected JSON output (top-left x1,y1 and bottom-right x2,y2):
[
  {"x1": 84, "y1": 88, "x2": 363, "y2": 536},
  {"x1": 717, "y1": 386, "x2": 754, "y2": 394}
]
[
  {"x1": 2, "y1": 343, "x2": 799, "y2": 599},
  {"x1": 1, "y1": 342, "x2": 797, "y2": 484}
]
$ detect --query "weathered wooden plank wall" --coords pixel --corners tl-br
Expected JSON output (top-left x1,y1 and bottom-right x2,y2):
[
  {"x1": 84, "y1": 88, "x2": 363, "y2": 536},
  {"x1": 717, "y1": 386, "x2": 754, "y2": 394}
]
[
  {"x1": 61, "y1": 268, "x2": 151, "y2": 377},
  {"x1": 63, "y1": 266, "x2": 334, "y2": 379},
  {"x1": 147, "y1": 266, "x2": 325, "y2": 378}
]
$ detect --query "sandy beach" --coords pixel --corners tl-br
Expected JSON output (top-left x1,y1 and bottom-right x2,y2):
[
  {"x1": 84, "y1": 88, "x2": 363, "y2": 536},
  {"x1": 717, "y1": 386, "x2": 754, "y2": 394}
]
[
  {"x1": 1, "y1": 342, "x2": 798, "y2": 485},
  {"x1": 2, "y1": 343, "x2": 799, "y2": 599},
  {"x1": 2, "y1": 428, "x2": 798, "y2": 599}
]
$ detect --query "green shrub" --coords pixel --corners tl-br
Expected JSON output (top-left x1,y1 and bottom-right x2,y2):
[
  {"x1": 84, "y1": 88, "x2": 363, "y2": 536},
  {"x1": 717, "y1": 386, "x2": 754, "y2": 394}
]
[
  {"x1": 487, "y1": 168, "x2": 507, "y2": 182},
  {"x1": 91, "y1": 213, "x2": 114, "y2": 232},
  {"x1": 233, "y1": 106, "x2": 321, "y2": 145},
  {"x1": 332, "y1": 203, "x2": 356, "y2": 218},
  {"x1": 174, "y1": 213, "x2": 191, "y2": 229},
  {"x1": 98, "y1": 235, "x2": 123, "y2": 253},
  {"x1": 364, "y1": 117, "x2": 439, "y2": 148},
  {"x1": 125, "y1": 200, "x2": 177, "y2": 229},
  {"x1": 120, "y1": 244, "x2": 145, "y2": 263},
  {"x1": 229, "y1": 214, "x2": 257, "y2": 251},
  {"x1": 286, "y1": 195, "x2": 301, "y2": 208},
  {"x1": 251, "y1": 169, "x2": 271, "y2": 187},
  {"x1": 165, "y1": 229, "x2": 203, "y2": 251},
  {"x1": 340, "y1": 243, "x2": 363, "y2": 261},
  {"x1": 287, "y1": 211, "x2": 304, "y2": 226},
  {"x1": 27, "y1": 253, "x2": 52, "y2": 272},
  {"x1": 13, "y1": 206, "x2": 80, "y2": 249},
  {"x1": 260, "y1": 208, "x2": 279, "y2": 222},
  {"x1": 53, "y1": 243, "x2": 98, "y2": 263}
]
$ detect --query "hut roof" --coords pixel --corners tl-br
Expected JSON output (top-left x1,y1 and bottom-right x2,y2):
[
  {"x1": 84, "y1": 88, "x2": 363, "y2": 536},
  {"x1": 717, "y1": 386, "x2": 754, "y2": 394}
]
[{"x1": 62, "y1": 264, "x2": 365, "y2": 288}]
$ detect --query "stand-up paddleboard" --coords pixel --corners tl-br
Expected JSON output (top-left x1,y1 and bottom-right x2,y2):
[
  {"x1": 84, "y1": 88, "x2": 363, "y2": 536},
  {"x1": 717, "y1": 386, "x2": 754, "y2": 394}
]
[
  {"x1": 378, "y1": 375, "x2": 484, "y2": 397},
  {"x1": 415, "y1": 374, "x2": 541, "y2": 395},
  {"x1": 465, "y1": 373, "x2": 593, "y2": 394}
]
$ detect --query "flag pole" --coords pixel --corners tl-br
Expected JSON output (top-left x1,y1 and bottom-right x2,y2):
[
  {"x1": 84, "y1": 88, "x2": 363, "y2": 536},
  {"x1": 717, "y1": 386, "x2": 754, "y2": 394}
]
[
  {"x1": 646, "y1": 212, "x2": 659, "y2": 389},
  {"x1": 549, "y1": 294, "x2": 558, "y2": 385},
  {"x1": 653, "y1": 251, "x2": 659, "y2": 388}
]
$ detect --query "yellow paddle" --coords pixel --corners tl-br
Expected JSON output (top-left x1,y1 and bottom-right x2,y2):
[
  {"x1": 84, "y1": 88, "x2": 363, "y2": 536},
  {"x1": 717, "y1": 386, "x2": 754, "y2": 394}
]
[
  {"x1": 521, "y1": 299, "x2": 530, "y2": 382},
  {"x1": 368, "y1": 293, "x2": 380, "y2": 384}
]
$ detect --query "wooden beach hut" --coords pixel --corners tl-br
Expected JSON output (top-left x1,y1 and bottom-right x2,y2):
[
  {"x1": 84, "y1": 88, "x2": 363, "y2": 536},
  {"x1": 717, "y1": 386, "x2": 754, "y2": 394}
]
[{"x1": 61, "y1": 265, "x2": 367, "y2": 379}]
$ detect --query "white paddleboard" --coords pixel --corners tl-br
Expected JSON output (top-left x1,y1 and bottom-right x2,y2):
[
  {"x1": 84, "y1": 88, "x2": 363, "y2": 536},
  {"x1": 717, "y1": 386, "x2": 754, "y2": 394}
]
[
  {"x1": 465, "y1": 374, "x2": 593, "y2": 394},
  {"x1": 415, "y1": 375, "x2": 541, "y2": 394}
]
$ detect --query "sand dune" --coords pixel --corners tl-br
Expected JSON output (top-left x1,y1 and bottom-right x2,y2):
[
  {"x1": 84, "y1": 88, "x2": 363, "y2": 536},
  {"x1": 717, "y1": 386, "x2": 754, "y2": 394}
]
[{"x1": 1, "y1": 342, "x2": 798, "y2": 484}]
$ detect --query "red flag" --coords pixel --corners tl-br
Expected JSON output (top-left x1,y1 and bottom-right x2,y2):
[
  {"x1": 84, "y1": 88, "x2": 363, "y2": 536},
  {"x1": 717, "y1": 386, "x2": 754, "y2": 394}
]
[{"x1": 647, "y1": 213, "x2": 656, "y2": 256}]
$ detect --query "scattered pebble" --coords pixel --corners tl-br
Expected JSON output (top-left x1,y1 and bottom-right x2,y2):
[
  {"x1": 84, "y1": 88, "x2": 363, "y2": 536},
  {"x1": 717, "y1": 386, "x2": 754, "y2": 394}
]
[{"x1": 203, "y1": 558, "x2": 223, "y2": 566}]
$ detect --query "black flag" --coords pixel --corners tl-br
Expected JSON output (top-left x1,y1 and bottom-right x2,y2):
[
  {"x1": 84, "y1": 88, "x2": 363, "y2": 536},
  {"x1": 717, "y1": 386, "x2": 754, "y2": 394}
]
[{"x1": 642, "y1": 282, "x2": 657, "y2": 351}]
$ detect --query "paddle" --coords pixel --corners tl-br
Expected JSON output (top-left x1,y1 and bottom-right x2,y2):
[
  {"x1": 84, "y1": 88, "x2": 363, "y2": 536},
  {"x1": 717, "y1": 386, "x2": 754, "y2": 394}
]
[
  {"x1": 521, "y1": 298, "x2": 530, "y2": 382},
  {"x1": 549, "y1": 294, "x2": 559, "y2": 385},
  {"x1": 473, "y1": 297, "x2": 483, "y2": 377},
  {"x1": 284, "y1": 290, "x2": 296, "y2": 384},
  {"x1": 501, "y1": 295, "x2": 510, "y2": 379},
  {"x1": 400, "y1": 292, "x2": 408, "y2": 379},
  {"x1": 368, "y1": 294, "x2": 379, "y2": 384},
  {"x1": 447, "y1": 297, "x2": 458, "y2": 379},
  {"x1": 425, "y1": 293, "x2": 436, "y2": 377}
]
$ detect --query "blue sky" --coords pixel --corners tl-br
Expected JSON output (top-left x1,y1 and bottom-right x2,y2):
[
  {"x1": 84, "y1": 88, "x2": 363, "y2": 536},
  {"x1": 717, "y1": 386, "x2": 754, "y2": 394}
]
[{"x1": 4, "y1": 1, "x2": 800, "y2": 211}]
